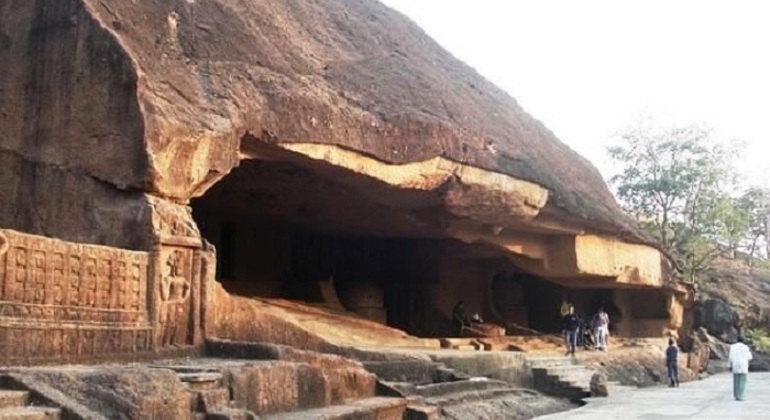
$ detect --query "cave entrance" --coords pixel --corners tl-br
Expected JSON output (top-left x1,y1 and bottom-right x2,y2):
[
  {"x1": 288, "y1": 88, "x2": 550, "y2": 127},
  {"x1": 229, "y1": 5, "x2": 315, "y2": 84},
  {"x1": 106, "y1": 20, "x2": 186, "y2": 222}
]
[
  {"x1": 490, "y1": 270, "x2": 567, "y2": 334},
  {"x1": 190, "y1": 145, "x2": 454, "y2": 337},
  {"x1": 490, "y1": 270, "x2": 629, "y2": 335}
]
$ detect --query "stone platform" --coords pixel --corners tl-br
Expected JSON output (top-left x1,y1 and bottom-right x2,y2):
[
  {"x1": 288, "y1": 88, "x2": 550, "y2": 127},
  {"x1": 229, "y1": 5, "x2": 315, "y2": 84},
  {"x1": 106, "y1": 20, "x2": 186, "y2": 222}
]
[{"x1": 536, "y1": 373, "x2": 770, "y2": 419}]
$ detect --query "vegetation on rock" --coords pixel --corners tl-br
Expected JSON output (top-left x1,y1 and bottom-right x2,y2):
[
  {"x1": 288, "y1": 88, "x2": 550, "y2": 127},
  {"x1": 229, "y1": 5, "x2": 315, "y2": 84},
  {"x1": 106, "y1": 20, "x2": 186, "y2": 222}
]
[{"x1": 608, "y1": 117, "x2": 769, "y2": 282}]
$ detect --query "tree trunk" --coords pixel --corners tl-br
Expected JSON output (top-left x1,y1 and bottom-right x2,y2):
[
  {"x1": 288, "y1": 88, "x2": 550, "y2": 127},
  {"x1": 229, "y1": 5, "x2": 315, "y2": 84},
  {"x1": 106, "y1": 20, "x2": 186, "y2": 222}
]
[
  {"x1": 765, "y1": 222, "x2": 770, "y2": 259},
  {"x1": 660, "y1": 209, "x2": 670, "y2": 251},
  {"x1": 748, "y1": 236, "x2": 758, "y2": 267}
]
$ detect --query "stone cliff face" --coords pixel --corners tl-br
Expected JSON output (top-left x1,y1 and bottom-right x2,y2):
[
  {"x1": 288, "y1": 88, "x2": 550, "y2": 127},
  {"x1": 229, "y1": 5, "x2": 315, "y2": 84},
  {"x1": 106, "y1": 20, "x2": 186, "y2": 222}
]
[{"x1": 0, "y1": 0, "x2": 674, "y2": 291}]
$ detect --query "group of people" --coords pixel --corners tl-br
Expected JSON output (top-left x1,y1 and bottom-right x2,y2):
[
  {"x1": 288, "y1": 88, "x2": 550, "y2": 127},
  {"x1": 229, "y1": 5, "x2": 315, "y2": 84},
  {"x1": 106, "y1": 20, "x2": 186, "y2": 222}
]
[
  {"x1": 561, "y1": 305, "x2": 611, "y2": 356},
  {"x1": 665, "y1": 334, "x2": 754, "y2": 400}
]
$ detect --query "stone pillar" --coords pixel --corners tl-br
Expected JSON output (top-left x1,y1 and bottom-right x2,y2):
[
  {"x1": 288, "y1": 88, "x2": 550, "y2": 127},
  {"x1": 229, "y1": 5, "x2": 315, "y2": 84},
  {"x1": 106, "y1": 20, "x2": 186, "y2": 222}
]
[
  {"x1": 338, "y1": 281, "x2": 387, "y2": 324},
  {"x1": 612, "y1": 289, "x2": 632, "y2": 337},
  {"x1": 666, "y1": 290, "x2": 685, "y2": 337}
]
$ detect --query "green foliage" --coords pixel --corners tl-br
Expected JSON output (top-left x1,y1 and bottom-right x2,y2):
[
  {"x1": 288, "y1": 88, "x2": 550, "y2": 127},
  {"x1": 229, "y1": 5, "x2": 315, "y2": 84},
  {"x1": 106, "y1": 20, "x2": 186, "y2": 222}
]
[
  {"x1": 745, "y1": 328, "x2": 770, "y2": 353},
  {"x1": 738, "y1": 187, "x2": 770, "y2": 263},
  {"x1": 608, "y1": 119, "x2": 749, "y2": 282}
]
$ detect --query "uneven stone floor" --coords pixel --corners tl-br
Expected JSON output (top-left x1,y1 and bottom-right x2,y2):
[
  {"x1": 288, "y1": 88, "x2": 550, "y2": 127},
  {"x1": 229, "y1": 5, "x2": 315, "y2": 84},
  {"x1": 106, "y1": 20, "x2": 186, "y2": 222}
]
[{"x1": 536, "y1": 373, "x2": 770, "y2": 420}]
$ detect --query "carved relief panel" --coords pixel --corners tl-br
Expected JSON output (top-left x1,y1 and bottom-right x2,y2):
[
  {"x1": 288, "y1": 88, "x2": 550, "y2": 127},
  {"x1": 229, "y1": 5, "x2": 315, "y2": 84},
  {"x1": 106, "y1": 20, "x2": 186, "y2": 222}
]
[
  {"x1": 148, "y1": 197, "x2": 206, "y2": 350},
  {"x1": 154, "y1": 246, "x2": 198, "y2": 348},
  {"x1": 0, "y1": 230, "x2": 153, "y2": 363}
]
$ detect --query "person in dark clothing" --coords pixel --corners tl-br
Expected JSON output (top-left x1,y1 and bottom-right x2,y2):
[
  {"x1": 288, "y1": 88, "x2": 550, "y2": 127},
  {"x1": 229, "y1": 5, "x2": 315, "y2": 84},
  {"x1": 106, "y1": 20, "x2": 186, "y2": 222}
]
[
  {"x1": 666, "y1": 338, "x2": 679, "y2": 387},
  {"x1": 452, "y1": 301, "x2": 466, "y2": 335},
  {"x1": 561, "y1": 305, "x2": 580, "y2": 356}
]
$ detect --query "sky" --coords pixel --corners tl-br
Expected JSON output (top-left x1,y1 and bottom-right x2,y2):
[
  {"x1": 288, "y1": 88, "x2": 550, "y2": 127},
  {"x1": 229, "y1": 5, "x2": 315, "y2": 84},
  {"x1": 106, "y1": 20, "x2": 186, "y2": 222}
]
[{"x1": 379, "y1": 0, "x2": 770, "y2": 188}]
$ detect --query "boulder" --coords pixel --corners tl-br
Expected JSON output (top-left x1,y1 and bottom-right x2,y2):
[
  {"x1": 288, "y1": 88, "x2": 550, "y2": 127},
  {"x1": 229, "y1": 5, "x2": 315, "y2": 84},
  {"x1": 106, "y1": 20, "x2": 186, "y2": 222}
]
[
  {"x1": 590, "y1": 373, "x2": 609, "y2": 397},
  {"x1": 691, "y1": 327, "x2": 730, "y2": 361},
  {"x1": 695, "y1": 299, "x2": 740, "y2": 341},
  {"x1": 706, "y1": 360, "x2": 730, "y2": 375},
  {"x1": 707, "y1": 337, "x2": 731, "y2": 361},
  {"x1": 687, "y1": 328, "x2": 711, "y2": 374},
  {"x1": 749, "y1": 353, "x2": 770, "y2": 372}
]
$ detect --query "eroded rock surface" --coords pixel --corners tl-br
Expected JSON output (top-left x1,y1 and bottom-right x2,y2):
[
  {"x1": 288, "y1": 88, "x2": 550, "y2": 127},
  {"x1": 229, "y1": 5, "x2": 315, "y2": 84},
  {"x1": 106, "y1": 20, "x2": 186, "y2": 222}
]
[
  {"x1": 0, "y1": 0, "x2": 655, "y2": 252},
  {"x1": 12, "y1": 368, "x2": 192, "y2": 419},
  {"x1": 695, "y1": 299, "x2": 740, "y2": 341}
]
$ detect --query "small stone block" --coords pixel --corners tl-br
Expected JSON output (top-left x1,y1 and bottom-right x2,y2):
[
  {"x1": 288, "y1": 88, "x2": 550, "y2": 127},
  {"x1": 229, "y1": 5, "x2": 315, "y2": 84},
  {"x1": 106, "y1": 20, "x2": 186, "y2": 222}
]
[
  {"x1": 198, "y1": 389, "x2": 231, "y2": 412},
  {"x1": 0, "y1": 391, "x2": 29, "y2": 409}
]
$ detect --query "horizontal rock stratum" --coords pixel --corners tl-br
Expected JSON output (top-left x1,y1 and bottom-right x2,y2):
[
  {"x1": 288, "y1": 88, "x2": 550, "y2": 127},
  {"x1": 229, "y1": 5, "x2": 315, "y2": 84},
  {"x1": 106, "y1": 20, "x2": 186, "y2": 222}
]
[{"x1": 0, "y1": 0, "x2": 677, "y2": 290}]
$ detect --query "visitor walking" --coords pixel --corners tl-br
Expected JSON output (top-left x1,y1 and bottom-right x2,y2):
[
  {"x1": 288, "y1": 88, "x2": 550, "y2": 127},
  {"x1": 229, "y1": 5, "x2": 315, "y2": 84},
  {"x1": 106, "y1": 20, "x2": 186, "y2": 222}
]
[
  {"x1": 592, "y1": 308, "x2": 610, "y2": 351},
  {"x1": 562, "y1": 305, "x2": 580, "y2": 356},
  {"x1": 666, "y1": 338, "x2": 680, "y2": 387},
  {"x1": 728, "y1": 336, "x2": 753, "y2": 401}
]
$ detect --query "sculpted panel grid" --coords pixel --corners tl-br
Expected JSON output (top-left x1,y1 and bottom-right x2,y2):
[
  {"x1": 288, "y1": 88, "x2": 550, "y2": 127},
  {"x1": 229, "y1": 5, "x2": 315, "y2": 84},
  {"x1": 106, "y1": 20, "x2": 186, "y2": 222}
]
[{"x1": 0, "y1": 230, "x2": 149, "y2": 324}]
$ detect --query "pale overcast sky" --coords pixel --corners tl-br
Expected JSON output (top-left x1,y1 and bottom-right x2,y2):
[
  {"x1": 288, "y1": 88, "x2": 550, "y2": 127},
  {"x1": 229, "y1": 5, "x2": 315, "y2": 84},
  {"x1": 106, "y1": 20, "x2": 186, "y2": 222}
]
[{"x1": 379, "y1": 0, "x2": 769, "y2": 188}]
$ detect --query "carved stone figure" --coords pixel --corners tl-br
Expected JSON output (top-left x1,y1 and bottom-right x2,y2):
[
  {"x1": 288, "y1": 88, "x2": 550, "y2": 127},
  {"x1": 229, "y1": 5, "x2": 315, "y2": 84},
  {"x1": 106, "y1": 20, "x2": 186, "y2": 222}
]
[{"x1": 159, "y1": 249, "x2": 192, "y2": 347}]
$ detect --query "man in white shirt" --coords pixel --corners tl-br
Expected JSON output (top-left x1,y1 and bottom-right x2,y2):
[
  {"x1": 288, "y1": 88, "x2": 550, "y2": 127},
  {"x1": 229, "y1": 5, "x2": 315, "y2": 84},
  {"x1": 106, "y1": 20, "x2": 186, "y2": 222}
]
[{"x1": 728, "y1": 336, "x2": 753, "y2": 401}]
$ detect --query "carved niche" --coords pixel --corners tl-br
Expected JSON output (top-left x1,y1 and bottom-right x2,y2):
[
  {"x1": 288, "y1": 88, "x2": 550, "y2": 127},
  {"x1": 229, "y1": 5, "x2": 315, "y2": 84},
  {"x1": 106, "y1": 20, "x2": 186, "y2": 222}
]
[
  {"x1": 148, "y1": 196, "x2": 206, "y2": 350},
  {"x1": 154, "y1": 247, "x2": 197, "y2": 347}
]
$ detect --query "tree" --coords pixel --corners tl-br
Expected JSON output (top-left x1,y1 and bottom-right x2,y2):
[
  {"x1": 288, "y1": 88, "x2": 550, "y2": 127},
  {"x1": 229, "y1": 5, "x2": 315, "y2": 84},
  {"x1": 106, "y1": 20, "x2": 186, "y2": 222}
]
[
  {"x1": 739, "y1": 187, "x2": 770, "y2": 264},
  {"x1": 608, "y1": 120, "x2": 743, "y2": 282}
]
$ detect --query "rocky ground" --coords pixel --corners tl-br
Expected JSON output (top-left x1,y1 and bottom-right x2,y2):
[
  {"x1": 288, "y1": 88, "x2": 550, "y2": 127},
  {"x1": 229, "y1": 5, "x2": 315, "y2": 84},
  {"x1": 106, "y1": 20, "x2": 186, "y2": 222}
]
[{"x1": 576, "y1": 346, "x2": 697, "y2": 388}]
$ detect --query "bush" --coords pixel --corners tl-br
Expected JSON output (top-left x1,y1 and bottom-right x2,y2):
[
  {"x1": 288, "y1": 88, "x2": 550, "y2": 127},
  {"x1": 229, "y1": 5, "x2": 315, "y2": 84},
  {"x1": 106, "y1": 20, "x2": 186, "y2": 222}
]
[{"x1": 744, "y1": 328, "x2": 770, "y2": 353}]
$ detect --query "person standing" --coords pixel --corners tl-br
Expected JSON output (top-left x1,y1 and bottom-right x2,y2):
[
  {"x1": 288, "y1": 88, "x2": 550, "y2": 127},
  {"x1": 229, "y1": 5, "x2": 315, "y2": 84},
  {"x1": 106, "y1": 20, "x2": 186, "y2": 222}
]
[
  {"x1": 562, "y1": 305, "x2": 580, "y2": 356},
  {"x1": 665, "y1": 338, "x2": 680, "y2": 387},
  {"x1": 592, "y1": 308, "x2": 610, "y2": 351},
  {"x1": 728, "y1": 336, "x2": 754, "y2": 401}
]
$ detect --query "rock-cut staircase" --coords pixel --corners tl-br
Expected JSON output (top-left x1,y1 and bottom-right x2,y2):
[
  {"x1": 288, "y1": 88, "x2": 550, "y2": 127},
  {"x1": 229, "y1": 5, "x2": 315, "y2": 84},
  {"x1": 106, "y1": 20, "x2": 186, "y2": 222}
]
[
  {"x1": 0, "y1": 387, "x2": 61, "y2": 420},
  {"x1": 363, "y1": 358, "x2": 540, "y2": 420},
  {"x1": 527, "y1": 356, "x2": 637, "y2": 400},
  {"x1": 159, "y1": 356, "x2": 408, "y2": 420}
]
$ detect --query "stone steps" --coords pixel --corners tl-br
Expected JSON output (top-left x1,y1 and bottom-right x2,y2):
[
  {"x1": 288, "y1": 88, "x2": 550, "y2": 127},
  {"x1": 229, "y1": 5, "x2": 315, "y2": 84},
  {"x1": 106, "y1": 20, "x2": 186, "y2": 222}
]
[
  {"x1": 0, "y1": 407, "x2": 61, "y2": 420},
  {"x1": 0, "y1": 390, "x2": 29, "y2": 408},
  {"x1": 363, "y1": 360, "x2": 441, "y2": 385},
  {"x1": 0, "y1": 390, "x2": 61, "y2": 419},
  {"x1": 178, "y1": 372, "x2": 225, "y2": 391},
  {"x1": 525, "y1": 356, "x2": 576, "y2": 368},
  {"x1": 412, "y1": 378, "x2": 512, "y2": 398},
  {"x1": 262, "y1": 397, "x2": 407, "y2": 420},
  {"x1": 530, "y1": 360, "x2": 594, "y2": 400},
  {"x1": 406, "y1": 377, "x2": 540, "y2": 413},
  {"x1": 204, "y1": 408, "x2": 259, "y2": 420},
  {"x1": 171, "y1": 360, "x2": 381, "y2": 418},
  {"x1": 423, "y1": 388, "x2": 536, "y2": 408},
  {"x1": 176, "y1": 370, "x2": 243, "y2": 418}
]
